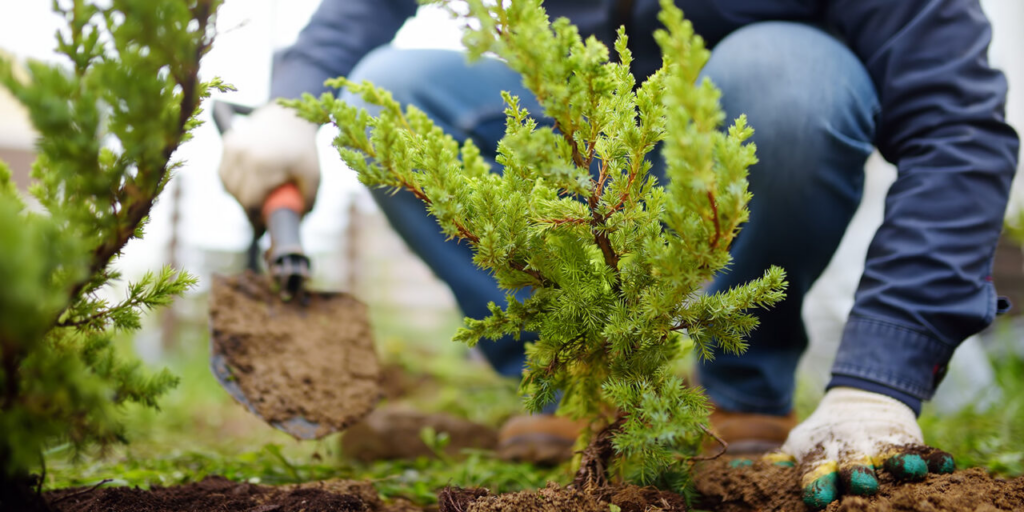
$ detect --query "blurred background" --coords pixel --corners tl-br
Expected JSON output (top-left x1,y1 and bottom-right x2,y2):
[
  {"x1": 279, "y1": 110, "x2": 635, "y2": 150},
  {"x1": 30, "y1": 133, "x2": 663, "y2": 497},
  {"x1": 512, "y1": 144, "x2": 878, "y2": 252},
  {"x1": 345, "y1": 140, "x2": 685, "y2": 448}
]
[
  {"x1": 1, "y1": 1, "x2": 471, "y2": 362},
  {"x1": 1, "y1": 0, "x2": 1023, "y2": 491}
]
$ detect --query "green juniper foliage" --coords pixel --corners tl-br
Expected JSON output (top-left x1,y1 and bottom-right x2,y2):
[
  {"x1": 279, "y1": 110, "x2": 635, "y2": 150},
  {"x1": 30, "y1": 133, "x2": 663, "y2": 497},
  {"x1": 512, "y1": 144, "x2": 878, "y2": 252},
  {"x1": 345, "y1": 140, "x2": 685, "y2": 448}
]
[
  {"x1": 0, "y1": 0, "x2": 226, "y2": 482},
  {"x1": 287, "y1": 0, "x2": 786, "y2": 488}
]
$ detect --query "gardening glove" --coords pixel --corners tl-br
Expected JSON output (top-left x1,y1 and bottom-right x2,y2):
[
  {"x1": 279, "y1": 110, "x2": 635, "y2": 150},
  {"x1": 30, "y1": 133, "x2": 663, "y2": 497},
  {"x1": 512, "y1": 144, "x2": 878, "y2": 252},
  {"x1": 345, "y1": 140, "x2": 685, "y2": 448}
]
[
  {"x1": 219, "y1": 102, "x2": 320, "y2": 229},
  {"x1": 769, "y1": 387, "x2": 955, "y2": 509}
]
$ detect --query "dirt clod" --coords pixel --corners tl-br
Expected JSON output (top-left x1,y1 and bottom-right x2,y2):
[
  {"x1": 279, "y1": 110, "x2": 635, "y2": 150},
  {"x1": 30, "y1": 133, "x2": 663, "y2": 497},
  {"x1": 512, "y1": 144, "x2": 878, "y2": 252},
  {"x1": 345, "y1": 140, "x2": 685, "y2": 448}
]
[
  {"x1": 47, "y1": 476, "x2": 414, "y2": 512},
  {"x1": 342, "y1": 406, "x2": 498, "y2": 461},
  {"x1": 438, "y1": 482, "x2": 687, "y2": 512},
  {"x1": 596, "y1": 485, "x2": 690, "y2": 512},
  {"x1": 696, "y1": 457, "x2": 1024, "y2": 511},
  {"x1": 209, "y1": 272, "x2": 382, "y2": 439},
  {"x1": 439, "y1": 486, "x2": 492, "y2": 512}
]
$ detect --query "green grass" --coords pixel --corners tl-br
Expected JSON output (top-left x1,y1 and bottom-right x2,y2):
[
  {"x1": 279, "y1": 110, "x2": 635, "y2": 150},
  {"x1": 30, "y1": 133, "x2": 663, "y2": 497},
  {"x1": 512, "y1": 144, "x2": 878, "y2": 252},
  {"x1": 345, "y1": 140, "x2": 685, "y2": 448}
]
[
  {"x1": 45, "y1": 442, "x2": 565, "y2": 505},
  {"x1": 918, "y1": 334, "x2": 1024, "y2": 476}
]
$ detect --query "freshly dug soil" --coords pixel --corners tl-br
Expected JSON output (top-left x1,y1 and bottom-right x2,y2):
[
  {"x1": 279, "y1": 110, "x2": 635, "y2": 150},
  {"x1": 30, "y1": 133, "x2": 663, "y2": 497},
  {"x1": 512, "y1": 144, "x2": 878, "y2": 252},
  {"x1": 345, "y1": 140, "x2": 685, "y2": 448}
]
[
  {"x1": 44, "y1": 480, "x2": 688, "y2": 512},
  {"x1": 43, "y1": 462, "x2": 1024, "y2": 512},
  {"x1": 46, "y1": 476, "x2": 419, "y2": 512},
  {"x1": 696, "y1": 457, "x2": 1024, "y2": 511},
  {"x1": 342, "y1": 406, "x2": 498, "y2": 461},
  {"x1": 438, "y1": 481, "x2": 688, "y2": 512},
  {"x1": 209, "y1": 271, "x2": 382, "y2": 439}
]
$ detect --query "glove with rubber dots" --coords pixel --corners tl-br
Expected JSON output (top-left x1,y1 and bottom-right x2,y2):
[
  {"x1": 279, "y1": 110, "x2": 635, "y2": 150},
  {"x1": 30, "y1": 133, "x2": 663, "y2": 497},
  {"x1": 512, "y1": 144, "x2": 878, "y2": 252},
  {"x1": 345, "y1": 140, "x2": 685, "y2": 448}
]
[
  {"x1": 218, "y1": 102, "x2": 321, "y2": 228},
  {"x1": 767, "y1": 387, "x2": 955, "y2": 509}
]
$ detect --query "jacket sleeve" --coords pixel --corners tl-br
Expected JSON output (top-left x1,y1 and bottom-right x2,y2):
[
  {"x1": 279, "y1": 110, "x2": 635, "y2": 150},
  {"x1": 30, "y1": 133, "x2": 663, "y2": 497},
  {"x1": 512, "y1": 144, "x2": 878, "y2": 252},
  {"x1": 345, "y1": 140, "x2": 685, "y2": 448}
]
[
  {"x1": 825, "y1": 0, "x2": 1020, "y2": 405},
  {"x1": 270, "y1": 0, "x2": 418, "y2": 100}
]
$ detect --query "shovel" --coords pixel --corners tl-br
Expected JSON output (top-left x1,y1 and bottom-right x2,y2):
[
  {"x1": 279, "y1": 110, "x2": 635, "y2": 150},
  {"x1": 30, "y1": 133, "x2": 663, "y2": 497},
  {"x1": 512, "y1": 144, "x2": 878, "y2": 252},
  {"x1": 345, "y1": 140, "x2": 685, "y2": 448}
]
[{"x1": 208, "y1": 101, "x2": 381, "y2": 440}]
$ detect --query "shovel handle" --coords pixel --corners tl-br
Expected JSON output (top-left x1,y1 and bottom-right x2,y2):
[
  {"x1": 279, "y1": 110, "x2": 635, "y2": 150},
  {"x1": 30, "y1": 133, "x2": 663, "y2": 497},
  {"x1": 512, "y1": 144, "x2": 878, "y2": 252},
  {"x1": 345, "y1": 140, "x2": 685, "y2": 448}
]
[
  {"x1": 262, "y1": 183, "x2": 305, "y2": 220},
  {"x1": 262, "y1": 183, "x2": 309, "y2": 299}
]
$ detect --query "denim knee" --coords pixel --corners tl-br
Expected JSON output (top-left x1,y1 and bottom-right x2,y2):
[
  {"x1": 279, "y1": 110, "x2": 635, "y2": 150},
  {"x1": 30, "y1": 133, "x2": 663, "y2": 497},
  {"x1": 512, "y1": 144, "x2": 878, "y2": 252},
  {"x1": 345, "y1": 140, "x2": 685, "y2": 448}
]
[
  {"x1": 346, "y1": 46, "x2": 449, "y2": 105},
  {"x1": 701, "y1": 22, "x2": 878, "y2": 182},
  {"x1": 696, "y1": 23, "x2": 883, "y2": 414},
  {"x1": 344, "y1": 46, "x2": 525, "y2": 151}
]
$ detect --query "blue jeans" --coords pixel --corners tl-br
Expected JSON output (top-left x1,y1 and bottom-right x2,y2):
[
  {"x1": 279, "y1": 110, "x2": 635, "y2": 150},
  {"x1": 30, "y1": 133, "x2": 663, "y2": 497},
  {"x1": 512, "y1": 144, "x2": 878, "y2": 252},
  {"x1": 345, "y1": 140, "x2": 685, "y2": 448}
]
[{"x1": 343, "y1": 22, "x2": 878, "y2": 416}]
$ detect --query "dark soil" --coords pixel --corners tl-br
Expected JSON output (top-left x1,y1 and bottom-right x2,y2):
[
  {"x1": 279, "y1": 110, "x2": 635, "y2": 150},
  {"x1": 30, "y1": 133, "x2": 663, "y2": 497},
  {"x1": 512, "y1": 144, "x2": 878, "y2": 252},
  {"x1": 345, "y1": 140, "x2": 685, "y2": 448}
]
[
  {"x1": 1, "y1": 474, "x2": 50, "y2": 512},
  {"x1": 42, "y1": 463, "x2": 1024, "y2": 512},
  {"x1": 696, "y1": 457, "x2": 1024, "y2": 511},
  {"x1": 437, "y1": 481, "x2": 688, "y2": 512},
  {"x1": 209, "y1": 271, "x2": 382, "y2": 439},
  {"x1": 46, "y1": 476, "x2": 419, "y2": 512},
  {"x1": 45, "y1": 480, "x2": 688, "y2": 512}
]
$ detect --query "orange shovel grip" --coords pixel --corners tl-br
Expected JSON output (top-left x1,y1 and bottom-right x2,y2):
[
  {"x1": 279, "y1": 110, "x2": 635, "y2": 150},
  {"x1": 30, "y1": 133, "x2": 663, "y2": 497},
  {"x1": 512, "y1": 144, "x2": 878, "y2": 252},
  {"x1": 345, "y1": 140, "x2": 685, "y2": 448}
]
[{"x1": 262, "y1": 183, "x2": 305, "y2": 221}]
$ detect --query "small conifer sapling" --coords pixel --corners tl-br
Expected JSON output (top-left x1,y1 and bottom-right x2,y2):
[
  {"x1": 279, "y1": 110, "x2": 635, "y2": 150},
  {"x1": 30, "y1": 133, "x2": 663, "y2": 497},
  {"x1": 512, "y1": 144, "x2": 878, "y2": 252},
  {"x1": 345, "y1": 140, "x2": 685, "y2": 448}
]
[{"x1": 287, "y1": 0, "x2": 787, "y2": 490}]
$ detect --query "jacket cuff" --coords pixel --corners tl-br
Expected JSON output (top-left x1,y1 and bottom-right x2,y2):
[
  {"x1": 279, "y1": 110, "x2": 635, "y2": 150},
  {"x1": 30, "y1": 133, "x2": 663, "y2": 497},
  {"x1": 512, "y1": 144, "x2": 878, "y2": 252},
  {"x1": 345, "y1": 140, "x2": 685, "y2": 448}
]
[{"x1": 829, "y1": 315, "x2": 956, "y2": 413}]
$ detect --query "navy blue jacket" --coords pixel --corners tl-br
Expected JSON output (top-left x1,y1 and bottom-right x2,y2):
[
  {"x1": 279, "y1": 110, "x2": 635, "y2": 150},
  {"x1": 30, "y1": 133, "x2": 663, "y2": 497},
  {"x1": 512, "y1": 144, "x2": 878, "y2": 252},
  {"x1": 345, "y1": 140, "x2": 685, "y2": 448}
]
[{"x1": 271, "y1": 0, "x2": 1020, "y2": 410}]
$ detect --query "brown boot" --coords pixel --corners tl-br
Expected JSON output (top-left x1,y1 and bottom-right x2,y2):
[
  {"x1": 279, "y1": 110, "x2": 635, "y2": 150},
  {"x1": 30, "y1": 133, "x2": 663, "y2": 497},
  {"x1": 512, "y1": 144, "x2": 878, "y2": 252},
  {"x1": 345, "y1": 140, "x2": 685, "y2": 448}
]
[
  {"x1": 707, "y1": 408, "x2": 799, "y2": 455},
  {"x1": 497, "y1": 415, "x2": 588, "y2": 465}
]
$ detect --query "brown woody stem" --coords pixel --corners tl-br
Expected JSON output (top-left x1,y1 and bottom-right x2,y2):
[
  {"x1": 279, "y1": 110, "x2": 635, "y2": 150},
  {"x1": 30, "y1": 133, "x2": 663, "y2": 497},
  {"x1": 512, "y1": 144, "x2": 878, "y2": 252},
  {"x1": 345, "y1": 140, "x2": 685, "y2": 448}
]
[
  {"x1": 689, "y1": 424, "x2": 728, "y2": 462},
  {"x1": 707, "y1": 189, "x2": 721, "y2": 248},
  {"x1": 572, "y1": 417, "x2": 625, "y2": 491}
]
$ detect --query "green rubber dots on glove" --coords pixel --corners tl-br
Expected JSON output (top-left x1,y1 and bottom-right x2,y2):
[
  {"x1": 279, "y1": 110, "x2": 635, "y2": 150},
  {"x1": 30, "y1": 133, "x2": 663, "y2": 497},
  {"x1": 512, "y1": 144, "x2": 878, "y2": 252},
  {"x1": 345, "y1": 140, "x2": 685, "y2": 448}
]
[
  {"x1": 789, "y1": 448, "x2": 954, "y2": 509},
  {"x1": 773, "y1": 387, "x2": 957, "y2": 509},
  {"x1": 879, "y1": 447, "x2": 956, "y2": 480}
]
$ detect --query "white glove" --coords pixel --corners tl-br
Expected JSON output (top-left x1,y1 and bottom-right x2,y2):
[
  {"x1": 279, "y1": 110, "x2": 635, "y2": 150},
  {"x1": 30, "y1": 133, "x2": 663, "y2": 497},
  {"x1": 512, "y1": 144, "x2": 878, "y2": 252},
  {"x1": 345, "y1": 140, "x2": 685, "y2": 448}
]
[
  {"x1": 771, "y1": 387, "x2": 954, "y2": 509},
  {"x1": 218, "y1": 102, "x2": 320, "y2": 224}
]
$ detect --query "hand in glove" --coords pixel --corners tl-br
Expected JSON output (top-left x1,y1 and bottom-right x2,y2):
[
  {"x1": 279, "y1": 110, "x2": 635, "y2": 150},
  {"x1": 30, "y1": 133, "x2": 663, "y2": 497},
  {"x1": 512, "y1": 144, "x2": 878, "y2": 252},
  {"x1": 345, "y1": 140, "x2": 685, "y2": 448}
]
[
  {"x1": 218, "y1": 102, "x2": 320, "y2": 228},
  {"x1": 770, "y1": 387, "x2": 954, "y2": 509}
]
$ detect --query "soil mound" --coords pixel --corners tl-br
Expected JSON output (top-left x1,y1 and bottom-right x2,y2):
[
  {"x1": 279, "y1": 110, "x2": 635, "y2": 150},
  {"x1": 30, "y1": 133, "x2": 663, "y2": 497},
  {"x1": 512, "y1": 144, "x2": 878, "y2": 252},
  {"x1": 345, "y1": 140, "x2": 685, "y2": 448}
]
[
  {"x1": 209, "y1": 272, "x2": 382, "y2": 439},
  {"x1": 438, "y1": 482, "x2": 688, "y2": 512},
  {"x1": 47, "y1": 476, "x2": 417, "y2": 512},
  {"x1": 696, "y1": 457, "x2": 1024, "y2": 511},
  {"x1": 44, "y1": 459, "x2": 1024, "y2": 511}
]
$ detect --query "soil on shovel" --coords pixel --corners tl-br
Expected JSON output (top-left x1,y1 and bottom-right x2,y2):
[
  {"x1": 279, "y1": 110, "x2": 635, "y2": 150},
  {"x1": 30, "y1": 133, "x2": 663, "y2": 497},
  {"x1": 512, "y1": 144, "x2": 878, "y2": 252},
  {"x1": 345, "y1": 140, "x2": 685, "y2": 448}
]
[
  {"x1": 46, "y1": 476, "x2": 419, "y2": 512},
  {"x1": 695, "y1": 457, "x2": 1024, "y2": 511},
  {"x1": 209, "y1": 271, "x2": 382, "y2": 439}
]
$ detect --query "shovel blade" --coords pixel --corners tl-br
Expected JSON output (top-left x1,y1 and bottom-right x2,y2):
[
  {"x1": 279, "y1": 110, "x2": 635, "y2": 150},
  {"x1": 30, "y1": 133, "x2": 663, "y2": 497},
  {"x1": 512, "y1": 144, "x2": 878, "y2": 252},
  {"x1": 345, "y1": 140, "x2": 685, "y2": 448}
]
[{"x1": 209, "y1": 272, "x2": 381, "y2": 440}]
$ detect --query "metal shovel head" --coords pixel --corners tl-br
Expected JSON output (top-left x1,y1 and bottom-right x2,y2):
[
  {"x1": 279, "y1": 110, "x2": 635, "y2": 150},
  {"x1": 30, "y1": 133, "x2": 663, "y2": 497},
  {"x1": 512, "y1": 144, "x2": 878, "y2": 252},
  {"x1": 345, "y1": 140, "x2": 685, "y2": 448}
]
[{"x1": 209, "y1": 271, "x2": 382, "y2": 440}]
